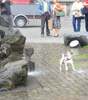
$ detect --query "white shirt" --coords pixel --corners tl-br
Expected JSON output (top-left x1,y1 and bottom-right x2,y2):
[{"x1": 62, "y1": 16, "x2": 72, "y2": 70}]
[
  {"x1": 43, "y1": 1, "x2": 48, "y2": 12},
  {"x1": 71, "y1": 1, "x2": 84, "y2": 16}
]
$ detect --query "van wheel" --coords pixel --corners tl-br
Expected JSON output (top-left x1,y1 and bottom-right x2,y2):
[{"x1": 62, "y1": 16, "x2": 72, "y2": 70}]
[{"x1": 14, "y1": 16, "x2": 27, "y2": 27}]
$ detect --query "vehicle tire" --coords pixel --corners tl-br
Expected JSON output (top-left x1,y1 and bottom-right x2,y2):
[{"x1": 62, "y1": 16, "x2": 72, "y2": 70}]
[
  {"x1": 65, "y1": 36, "x2": 88, "y2": 47},
  {"x1": 14, "y1": 16, "x2": 27, "y2": 27},
  {"x1": 64, "y1": 37, "x2": 81, "y2": 48}
]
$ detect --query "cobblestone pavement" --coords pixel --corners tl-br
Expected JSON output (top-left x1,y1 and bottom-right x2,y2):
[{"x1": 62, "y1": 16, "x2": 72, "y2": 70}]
[{"x1": 0, "y1": 44, "x2": 88, "y2": 100}]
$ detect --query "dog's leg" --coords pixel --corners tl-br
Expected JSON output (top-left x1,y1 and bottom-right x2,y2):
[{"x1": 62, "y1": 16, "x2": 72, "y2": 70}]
[
  {"x1": 65, "y1": 62, "x2": 68, "y2": 71},
  {"x1": 71, "y1": 62, "x2": 75, "y2": 71},
  {"x1": 59, "y1": 62, "x2": 62, "y2": 72},
  {"x1": 59, "y1": 67, "x2": 61, "y2": 72},
  {"x1": 59, "y1": 59, "x2": 63, "y2": 72},
  {"x1": 59, "y1": 65, "x2": 62, "y2": 72}
]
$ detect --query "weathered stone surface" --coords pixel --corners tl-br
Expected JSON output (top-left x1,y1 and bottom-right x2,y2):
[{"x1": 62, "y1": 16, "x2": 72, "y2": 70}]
[
  {"x1": 0, "y1": 32, "x2": 35, "y2": 90},
  {"x1": 24, "y1": 47, "x2": 35, "y2": 72},
  {"x1": 27, "y1": 61, "x2": 35, "y2": 72},
  {"x1": 0, "y1": 30, "x2": 5, "y2": 39},
  {"x1": 24, "y1": 47, "x2": 34, "y2": 58},
  {"x1": 0, "y1": 16, "x2": 9, "y2": 27},
  {"x1": 0, "y1": 16, "x2": 34, "y2": 90},
  {"x1": 0, "y1": 29, "x2": 27, "y2": 90},
  {"x1": 0, "y1": 60, "x2": 28, "y2": 90},
  {"x1": 0, "y1": 30, "x2": 5, "y2": 46},
  {"x1": 3, "y1": 30, "x2": 26, "y2": 53},
  {"x1": 0, "y1": 43, "x2": 11, "y2": 60}
]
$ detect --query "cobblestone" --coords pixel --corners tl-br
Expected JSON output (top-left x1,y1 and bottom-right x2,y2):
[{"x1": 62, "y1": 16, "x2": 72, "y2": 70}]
[{"x1": 0, "y1": 42, "x2": 88, "y2": 99}]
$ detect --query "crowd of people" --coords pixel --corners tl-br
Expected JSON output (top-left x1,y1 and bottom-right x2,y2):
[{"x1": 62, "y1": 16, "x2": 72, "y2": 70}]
[
  {"x1": 39, "y1": 0, "x2": 88, "y2": 37},
  {"x1": 71, "y1": 0, "x2": 88, "y2": 32},
  {"x1": 39, "y1": 0, "x2": 65, "y2": 37}
]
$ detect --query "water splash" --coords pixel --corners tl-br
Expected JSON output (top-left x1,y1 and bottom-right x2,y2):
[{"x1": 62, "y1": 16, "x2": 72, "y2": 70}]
[
  {"x1": 76, "y1": 70, "x2": 85, "y2": 74},
  {"x1": 28, "y1": 70, "x2": 43, "y2": 76},
  {"x1": 73, "y1": 69, "x2": 87, "y2": 74}
]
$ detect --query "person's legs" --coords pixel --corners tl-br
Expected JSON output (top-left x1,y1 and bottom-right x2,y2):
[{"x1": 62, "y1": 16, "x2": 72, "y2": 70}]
[
  {"x1": 52, "y1": 17, "x2": 56, "y2": 36},
  {"x1": 85, "y1": 14, "x2": 88, "y2": 32},
  {"x1": 46, "y1": 15, "x2": 50, "y2": 36},
  {"x1": 56, "y1": 16, "x2": 61, "y2": 36},
  {"x1": 52, "y1": 17, "x2": 59, "y2": 37},
  {"x1": 72, "y1": 16, "x2": 77, "y2": 32},
  {"x1": 41, "y1": 14, "x2": 46, "y2": 36},
  {"x1": 77, "y1": 18, "x2": 81, "y2": 32},
  {"x1": 53, "y1": 29, "x2": 58, "y2": 36}
]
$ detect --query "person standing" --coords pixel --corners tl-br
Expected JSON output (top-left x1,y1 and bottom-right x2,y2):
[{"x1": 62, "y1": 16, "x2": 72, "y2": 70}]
[
  {"x1": 52, "y1": 0, "x2": 64, "y2": 37},
  {"x1": 1, "y1": 0, "x2": 13, "y2": 31},
  {"x1": 83, "y1": 0, "x2": 88, "y2": 32},
  {"x1": 71, "y1": 0, "x2": 84, "y2": 32},
  {"x1": 39, "y1": 0, "x2": 51, "y2": 37}
]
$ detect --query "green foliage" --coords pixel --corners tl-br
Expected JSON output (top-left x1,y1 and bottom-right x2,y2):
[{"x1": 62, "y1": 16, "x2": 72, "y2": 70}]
[{"x1": 75, "y1": 54, "x2": 88, "y2": 59}]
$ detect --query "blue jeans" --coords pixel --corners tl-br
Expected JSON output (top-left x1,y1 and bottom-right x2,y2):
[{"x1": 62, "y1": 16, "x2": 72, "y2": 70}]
[
  {"x1": 85, "y1": 14, "x2": 88, "y2": 32},
  {"x1": 53, "y1": 16, "x2": 61, "y2": 28},
  {"x1": 72, "y1": 16, "x2": 81, "y2": 32}
]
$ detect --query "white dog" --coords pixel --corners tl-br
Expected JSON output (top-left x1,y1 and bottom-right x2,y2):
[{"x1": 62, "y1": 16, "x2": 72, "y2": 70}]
[{"x1": 59, "y1": 51, "x2": 75, "y2": 72}]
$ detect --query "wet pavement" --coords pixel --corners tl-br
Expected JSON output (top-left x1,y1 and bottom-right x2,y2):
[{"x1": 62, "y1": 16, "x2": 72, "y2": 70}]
[{"x1": 0, "y1": 43, "x2": 88, "y2": 100}]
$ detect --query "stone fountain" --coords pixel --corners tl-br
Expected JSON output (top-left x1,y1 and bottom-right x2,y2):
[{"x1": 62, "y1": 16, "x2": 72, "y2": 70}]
[{"x1": 0, "y1": 16, "x2": 34, "y2": 91}]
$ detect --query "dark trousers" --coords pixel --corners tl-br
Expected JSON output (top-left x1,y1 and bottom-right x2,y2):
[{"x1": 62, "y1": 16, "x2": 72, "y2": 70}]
[
  {"x1": 85, "y1": 14, "x2": 88, "y2": 32},
  {"x1": 72, "y1": 16, "x2": 81, "y2": 32},
  {"x1": 41, "y1": 12, "x2": 50, "y2": 36}
]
